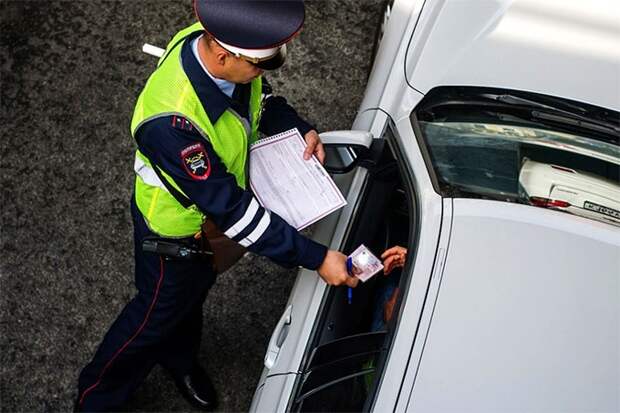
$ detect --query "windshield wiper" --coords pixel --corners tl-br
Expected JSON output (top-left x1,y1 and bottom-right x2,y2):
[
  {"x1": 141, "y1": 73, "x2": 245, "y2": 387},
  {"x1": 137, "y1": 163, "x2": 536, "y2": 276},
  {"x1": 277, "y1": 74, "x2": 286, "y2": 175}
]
[
  {"x1": 423, "y1": 94, "x2": 619, "y2": 141},
  {"x1": 529, "y1": 110, "x2": 619, "y2": 138},
  {"x1": 489, "y1": 93, "x2": 620, "y2": 137},
  {"x1": 492, "y1": 93, "x2": 587, "y2": 114}
]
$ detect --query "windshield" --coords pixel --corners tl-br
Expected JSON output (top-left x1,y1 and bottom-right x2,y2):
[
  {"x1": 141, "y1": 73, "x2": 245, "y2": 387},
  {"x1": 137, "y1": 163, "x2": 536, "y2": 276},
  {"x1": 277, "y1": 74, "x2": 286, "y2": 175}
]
[{"x1": 413, "y1": 87, "x2": 620, "y2": 227}]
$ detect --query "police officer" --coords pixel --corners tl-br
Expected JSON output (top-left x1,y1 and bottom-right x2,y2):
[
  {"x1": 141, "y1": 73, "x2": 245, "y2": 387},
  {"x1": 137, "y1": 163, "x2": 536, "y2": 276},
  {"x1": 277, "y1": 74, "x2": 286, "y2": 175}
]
[{"x1": 75, "y1": 0, "x2": 358, "y2": 411}]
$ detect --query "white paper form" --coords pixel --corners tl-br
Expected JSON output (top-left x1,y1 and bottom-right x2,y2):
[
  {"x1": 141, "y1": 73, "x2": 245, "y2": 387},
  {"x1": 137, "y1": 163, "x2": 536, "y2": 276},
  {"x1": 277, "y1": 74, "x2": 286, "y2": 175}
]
[{"x1": 249, "y1": 128, "x2": 347, "y2": 230}]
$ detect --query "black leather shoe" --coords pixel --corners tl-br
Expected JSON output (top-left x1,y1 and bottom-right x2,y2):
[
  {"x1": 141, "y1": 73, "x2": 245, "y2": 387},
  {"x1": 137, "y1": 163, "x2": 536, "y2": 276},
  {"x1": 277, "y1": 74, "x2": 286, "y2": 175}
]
[{"x1": 174, "y1": 364, "x2": 218, "y2": 411}]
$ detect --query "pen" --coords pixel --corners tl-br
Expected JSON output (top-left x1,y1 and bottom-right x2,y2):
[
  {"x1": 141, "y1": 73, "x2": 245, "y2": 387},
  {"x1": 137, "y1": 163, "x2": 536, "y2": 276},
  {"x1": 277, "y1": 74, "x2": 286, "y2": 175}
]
[{"x1": 346, "y1": 257, "x2": 353, "y2": 305}]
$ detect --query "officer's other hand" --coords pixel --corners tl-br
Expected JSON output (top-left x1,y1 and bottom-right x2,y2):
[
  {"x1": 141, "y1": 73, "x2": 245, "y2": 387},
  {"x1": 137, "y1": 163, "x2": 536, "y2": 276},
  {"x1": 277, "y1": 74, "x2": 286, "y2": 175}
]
[
  {"x1": 303, "y1": 130, "x2": 325, "y2": 164},
  {"x1": 317, "y1": 250, "x2": 359, "y2": 288}
]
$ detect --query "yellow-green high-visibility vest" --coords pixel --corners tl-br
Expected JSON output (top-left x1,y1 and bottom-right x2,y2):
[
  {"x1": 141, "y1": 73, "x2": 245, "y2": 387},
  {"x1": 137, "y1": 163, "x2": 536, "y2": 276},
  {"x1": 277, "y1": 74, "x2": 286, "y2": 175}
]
[{"x1": 130, "y1": 22, "x2": 263, "y2": 237}]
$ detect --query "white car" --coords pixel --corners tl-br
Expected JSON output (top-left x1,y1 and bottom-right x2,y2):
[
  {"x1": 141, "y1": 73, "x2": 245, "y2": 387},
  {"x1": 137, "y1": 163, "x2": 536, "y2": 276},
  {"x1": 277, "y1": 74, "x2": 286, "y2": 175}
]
[
  {"x1": 251, "y1": 1, "x2": 620, "y2": 412},
  {"x1": 519, "y1": 159, "x2": 620, "y2": 226}
]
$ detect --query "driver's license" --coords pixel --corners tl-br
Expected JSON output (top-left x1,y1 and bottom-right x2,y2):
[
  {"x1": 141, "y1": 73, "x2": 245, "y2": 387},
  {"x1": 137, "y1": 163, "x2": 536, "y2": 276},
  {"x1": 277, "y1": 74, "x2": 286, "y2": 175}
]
[{"x1": 348, "y1": 244, "x2": 384, "y2": 282}]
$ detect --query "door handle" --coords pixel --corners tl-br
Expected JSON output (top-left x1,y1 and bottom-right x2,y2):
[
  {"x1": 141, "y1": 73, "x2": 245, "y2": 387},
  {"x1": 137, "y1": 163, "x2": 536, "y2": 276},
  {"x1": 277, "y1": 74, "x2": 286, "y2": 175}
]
[{"x1": 264, "y1": 305, "x2": 292, "y2": 369}]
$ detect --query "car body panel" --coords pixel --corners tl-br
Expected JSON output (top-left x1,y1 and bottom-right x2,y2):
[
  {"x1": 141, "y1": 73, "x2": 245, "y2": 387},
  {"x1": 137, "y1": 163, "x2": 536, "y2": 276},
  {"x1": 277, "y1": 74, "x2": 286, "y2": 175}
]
[
  {"x1": 369, "y1": 186, "x2": 444, "y2": 412},
  {"x1": 359, "y1": 0, "x2": 426, "y2": 116},
  {"x1": 250, "y1": 374, "x2": 296, "y2": 413},
  {"x1": 386, "y1": 198, "x2": 453, "y2": 413},
  {"x1": 405, "y1": 0, "x2": 620, "y2": 111},
  {"x1": 404, "y1": 198, "x2": 619, "y2": 412}
]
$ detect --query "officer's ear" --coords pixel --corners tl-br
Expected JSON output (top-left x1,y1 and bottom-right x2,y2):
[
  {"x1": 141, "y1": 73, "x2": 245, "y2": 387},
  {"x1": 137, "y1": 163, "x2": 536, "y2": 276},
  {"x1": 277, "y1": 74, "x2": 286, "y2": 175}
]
[
  {"x1": 213, "y1": 51, "x2": 226, "y2": 66},
  {"x1": 203, "y1": 34, "x2": 229, "y2": 67},
  {"x1": 213, "y1": 45, "x2": 233, "y2": 67}
]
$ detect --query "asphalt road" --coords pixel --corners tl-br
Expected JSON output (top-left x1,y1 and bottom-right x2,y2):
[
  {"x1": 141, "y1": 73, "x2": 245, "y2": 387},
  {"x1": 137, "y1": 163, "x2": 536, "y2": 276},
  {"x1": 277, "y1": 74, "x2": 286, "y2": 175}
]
[{"x1": 1, "y1": 1, "x2": 383, "y2": 411}]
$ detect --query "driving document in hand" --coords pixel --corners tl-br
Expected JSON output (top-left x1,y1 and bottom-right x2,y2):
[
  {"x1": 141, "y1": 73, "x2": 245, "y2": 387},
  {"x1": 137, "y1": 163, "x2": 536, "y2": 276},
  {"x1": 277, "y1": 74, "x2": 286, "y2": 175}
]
[
  {"x1": 348, "y1": 245, "x2": 384, "y2": 282},
  {"x1": 249, "y1": 128, "x2": 347, "y2": 230}
]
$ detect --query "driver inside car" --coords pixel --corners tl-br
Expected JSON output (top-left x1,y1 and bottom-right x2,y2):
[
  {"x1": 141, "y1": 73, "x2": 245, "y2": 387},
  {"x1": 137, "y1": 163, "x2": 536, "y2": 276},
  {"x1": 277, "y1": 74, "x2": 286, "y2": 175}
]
[{"x1": 371, "y1": 245, "x2": 408, "y2": 331}]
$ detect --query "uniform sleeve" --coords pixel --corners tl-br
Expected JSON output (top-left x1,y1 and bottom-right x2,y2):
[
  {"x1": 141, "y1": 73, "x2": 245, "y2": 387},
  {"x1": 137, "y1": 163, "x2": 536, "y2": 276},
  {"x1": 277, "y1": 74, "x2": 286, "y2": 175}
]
[
  {"x1": 258, "y1": 76, "x2": 316, "y2": 137},
  {"x1": 136, "y1": 117, "x2": 327, "y2": 270}
]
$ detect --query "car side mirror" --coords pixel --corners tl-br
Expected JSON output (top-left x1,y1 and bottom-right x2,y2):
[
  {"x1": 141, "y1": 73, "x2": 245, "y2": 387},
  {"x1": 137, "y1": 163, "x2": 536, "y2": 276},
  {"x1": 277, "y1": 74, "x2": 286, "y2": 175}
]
[{"x1": 320, "y1": 130, "x2": 377, "y2": 174}]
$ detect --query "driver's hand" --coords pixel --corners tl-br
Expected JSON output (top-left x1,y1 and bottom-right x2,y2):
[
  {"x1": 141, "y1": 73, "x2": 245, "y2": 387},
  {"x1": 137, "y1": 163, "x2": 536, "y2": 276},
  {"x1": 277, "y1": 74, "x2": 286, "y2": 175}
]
[{"x1": 381, "y1": 246, "x2": 408, "y2": 275}]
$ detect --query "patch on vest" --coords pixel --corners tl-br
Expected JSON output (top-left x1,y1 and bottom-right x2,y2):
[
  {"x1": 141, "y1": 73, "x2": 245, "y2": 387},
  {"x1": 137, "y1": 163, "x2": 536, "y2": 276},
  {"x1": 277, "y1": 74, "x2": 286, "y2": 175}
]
[{"x1": 181, "y1": 143, "x2": 211, "y2": 180}]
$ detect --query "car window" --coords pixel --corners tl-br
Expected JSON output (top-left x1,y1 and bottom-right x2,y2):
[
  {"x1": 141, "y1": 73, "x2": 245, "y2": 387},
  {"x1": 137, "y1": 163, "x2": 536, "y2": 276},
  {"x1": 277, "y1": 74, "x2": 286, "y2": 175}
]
[
  {"x1": 412, "y1": 86, "x2": 620, "y2": 227},
  {"x1": 289, "y1": 125, "x2": 415, "y2": 412},
  {"x1": 306, "y1": 331, "x2": 387, "y2": 368},
  {"x1": 294, "y1": 342, "x2": 385, "y2": 412}
]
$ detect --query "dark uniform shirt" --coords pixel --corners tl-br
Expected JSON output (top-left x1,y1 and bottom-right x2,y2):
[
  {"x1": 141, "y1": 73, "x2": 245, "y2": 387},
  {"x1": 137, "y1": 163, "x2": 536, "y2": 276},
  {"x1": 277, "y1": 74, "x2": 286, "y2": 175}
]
[{"x1": 135, "y1": 36, "x2": 327, "y2": 270}]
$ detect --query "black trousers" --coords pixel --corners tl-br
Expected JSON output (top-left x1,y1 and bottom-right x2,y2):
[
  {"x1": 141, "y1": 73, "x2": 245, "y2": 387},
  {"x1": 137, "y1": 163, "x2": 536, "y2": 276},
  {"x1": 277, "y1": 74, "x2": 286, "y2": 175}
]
[{"x1": 76, "y1": 198, "x2": 217, "y2": 411}]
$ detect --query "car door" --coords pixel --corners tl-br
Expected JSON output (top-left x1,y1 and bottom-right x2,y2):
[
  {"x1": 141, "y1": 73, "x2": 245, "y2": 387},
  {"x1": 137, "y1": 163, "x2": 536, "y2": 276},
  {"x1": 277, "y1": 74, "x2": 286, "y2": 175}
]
[
  {"x1": 249, "y1": 109, "x2": 390, "y2": 409},
  {"x1": 251, "y1": 1, "x2": 440, "y2": 408},
  {"x1": 251, "y1": 111, "x2": 446, "y2": 411}
]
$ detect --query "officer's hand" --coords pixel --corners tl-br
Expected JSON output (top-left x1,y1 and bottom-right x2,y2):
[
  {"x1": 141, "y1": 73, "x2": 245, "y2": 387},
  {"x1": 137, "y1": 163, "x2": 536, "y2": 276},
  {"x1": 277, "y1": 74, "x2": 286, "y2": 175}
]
[
  {"x1": 303, "y1": 130, "x2": 325, "y2": 165},
  {"x1": 317, "y1": 250, "x2": 359, "y2": 288}
]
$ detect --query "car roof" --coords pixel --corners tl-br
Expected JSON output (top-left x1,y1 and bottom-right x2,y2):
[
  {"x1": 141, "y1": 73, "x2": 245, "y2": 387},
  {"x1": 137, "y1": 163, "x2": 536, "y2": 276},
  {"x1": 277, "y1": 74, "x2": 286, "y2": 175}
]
[{"x1": 406, "y1": 0, "x2": 620, "y2": 111}]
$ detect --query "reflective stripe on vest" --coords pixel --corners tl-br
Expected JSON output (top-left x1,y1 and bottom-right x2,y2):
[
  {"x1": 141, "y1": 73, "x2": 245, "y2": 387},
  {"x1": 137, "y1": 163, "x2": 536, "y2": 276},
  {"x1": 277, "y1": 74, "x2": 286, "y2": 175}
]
[
  {"x1": 130, "y1": 23, "x2": 263, "y2": 237},
  {"x1": 134, "y1": 154, "x2": 166, "y2": 191}
]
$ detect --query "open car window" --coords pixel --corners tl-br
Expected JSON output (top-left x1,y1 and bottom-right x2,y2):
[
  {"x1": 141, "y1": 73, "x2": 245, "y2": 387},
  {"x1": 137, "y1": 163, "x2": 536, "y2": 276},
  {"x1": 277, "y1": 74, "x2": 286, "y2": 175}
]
[{"x1": 290, "y1": 125, "x2": 416, "y2": 412}]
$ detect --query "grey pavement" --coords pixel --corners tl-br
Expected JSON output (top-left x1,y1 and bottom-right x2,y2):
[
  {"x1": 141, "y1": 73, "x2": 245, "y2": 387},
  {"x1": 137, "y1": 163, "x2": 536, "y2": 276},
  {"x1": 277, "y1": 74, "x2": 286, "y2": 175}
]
[{"x1": 0, "y1": 1, "x2": 383, "y2": 411}]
